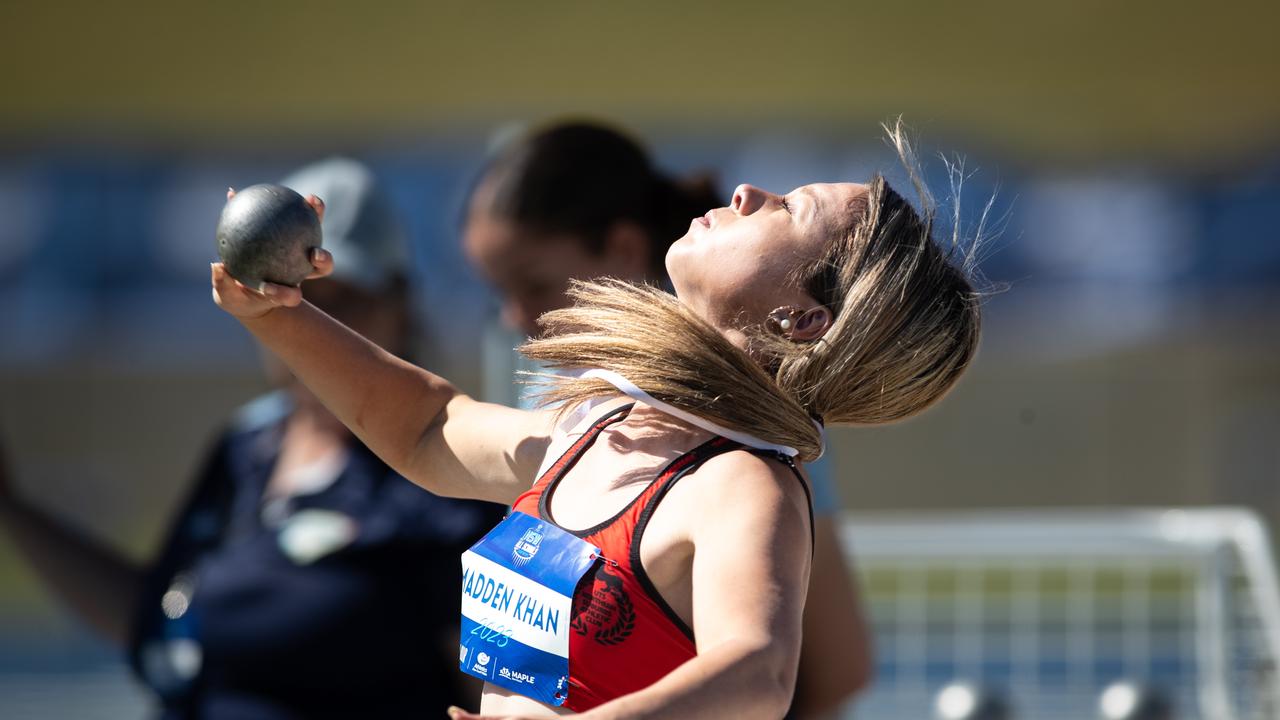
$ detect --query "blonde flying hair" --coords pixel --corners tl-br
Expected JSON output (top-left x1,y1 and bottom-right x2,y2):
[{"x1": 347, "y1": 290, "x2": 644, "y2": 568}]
[{"x1": 521, "y1": 122, "x2": 985, "y2": 462}]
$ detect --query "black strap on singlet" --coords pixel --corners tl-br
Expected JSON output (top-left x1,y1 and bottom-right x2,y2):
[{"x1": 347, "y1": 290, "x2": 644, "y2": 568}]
[
  {"x1": 629, "y1": 436, "x2": 817, "y2": 641},
  {"x1": 534, "y1": 403, "x2": 634, "y2": 488},
  {"x1": 745, "y1": 448, "x2": 816, "y2": 548},
  {"x1": 534, "y1": 402, "x2": 818, "y2": 644}
]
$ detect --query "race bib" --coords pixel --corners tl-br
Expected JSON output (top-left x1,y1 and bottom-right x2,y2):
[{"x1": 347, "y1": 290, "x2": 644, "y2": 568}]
[{"x1": 460, "y1": 511, "x2": 598, "y2": 706}]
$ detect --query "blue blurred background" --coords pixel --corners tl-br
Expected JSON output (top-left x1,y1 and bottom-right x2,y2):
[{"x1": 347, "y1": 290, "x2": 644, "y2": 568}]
[{"x1": 1, "y1": 2, "x2": 1278, "y2": 717}]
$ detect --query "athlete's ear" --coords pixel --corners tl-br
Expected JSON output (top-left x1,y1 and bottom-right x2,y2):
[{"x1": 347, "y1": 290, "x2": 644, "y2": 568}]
[{"x1": 789, "y1": 305, "x2": 832, "y2": 341}]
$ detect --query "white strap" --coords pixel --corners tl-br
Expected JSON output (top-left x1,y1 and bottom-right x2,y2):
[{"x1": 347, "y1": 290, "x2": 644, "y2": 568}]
[{"x1": 580, "y1": 369, "x2": 824, "y2": 459}]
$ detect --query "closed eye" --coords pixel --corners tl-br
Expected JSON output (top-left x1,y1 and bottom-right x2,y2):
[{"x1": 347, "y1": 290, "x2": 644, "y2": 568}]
[{"x1": 780, "y1": 196, "x2": 792, "y2": 215}]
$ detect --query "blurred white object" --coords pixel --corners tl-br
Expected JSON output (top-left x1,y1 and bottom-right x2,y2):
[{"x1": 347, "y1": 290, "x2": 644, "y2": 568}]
[
  {"x1": 935, "y1": 680, "x2": 1010, "y2": 720},
  {"x1": 1101, "y1": 682, "x2": 1141, "y2": 718},
  {"x1": 1100, "y1": 680, "x2": 1175, "y2": 720}
]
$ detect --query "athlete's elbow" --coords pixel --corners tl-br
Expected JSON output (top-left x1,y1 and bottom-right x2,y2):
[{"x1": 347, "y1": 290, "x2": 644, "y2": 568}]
[
  {"x1": 736, "y1": 641, "x2": 801, "y2": 719},
  {"x1": 395, "y1": 384, "x2": 460, "y2": 487},
  {"x1": 763, "y1": 664, "x2": 801, "y2": 719}
]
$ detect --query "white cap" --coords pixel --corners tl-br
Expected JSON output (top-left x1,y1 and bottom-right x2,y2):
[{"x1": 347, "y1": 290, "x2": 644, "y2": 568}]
[{"x1": 280, "y1": 157, "x2": 409, "y2": 292}]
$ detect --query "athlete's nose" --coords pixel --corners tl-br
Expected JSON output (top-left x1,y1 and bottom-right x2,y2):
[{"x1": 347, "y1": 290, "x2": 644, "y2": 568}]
[{"x1": 731, "y1": 183, "x2": 768, "y2": 216}]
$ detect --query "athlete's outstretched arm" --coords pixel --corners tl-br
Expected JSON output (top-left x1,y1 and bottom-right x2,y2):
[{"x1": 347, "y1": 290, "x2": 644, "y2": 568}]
[{"x1": 210, "y1": 201, "x2": 552, "y2": 504}]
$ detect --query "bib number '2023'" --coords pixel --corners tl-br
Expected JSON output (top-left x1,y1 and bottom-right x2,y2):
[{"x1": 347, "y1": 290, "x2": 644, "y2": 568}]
[{"x1": 471, "y1": 617, "x2": 513, "y2": 647}]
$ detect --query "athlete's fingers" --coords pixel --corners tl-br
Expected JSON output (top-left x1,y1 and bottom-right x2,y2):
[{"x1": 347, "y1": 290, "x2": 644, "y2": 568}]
[
  {"x1": 306, "y1": 247, "x2": 334, "y2": 279},
  {"x1": 212, "y1": 263, "x2": 264, "y2": 303},
  {"x1": 213, "y1": 263, "x2": 301, "y2": 308},
  {"x1": 211, "y1": 262, "x2": 297, "y2": 318},
  {"x1": 257, "y1": 280, "x2": 303, "y2": 307},
  {"x1": 212, "y1": 262, "x2": 261, "y2": 315},
  {"x1": 211, "y1": 262, "x2": 242, "y2": 299},
  {"x1": 305, "y1": 193, "x2": 325, "y2": 222}
]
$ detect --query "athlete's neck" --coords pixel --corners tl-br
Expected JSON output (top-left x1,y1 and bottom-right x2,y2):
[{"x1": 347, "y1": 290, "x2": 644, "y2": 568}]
[{"x1": 601, "y1": 401, "x2": 712, "y2": 456}]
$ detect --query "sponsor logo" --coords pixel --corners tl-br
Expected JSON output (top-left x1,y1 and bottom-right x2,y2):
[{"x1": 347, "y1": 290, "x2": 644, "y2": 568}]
[
  {"x1": 459, "y1": 645, "x2": 467, "y2": 663},
  {"x1": 498, "y1": 666, "x2": 537, "y2": 685},
  {"x1": 513, "y1": 525, "x2": 545, "y2": 566},
  {"x1": 471, "y1": 651, "x2": 492, "y2": 676}
]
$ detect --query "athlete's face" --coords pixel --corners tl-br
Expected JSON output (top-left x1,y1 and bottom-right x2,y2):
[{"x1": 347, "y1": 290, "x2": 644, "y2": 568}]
[{"x1": 666, "y1": 182, "x2": 868, "y2": 338}]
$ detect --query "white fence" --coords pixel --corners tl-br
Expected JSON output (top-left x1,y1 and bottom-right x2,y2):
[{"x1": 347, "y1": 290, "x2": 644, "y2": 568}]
[{"x1": 843, "y1": 508, "x2": 1280, "y2": 720}]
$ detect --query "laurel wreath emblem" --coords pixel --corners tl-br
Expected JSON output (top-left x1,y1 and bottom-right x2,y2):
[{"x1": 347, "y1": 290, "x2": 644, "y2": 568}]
[
  {"x1": 568, "y1": 564, "x2": 636, "y2": 645},
  {"x1": 594, "y1": 582, "x2": 636, "y2": 646}
]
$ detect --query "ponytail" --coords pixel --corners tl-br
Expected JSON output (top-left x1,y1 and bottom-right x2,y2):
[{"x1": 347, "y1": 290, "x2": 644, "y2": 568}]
[{"x1": 521, "y1": 279, "x2": 825, "y2": 462}]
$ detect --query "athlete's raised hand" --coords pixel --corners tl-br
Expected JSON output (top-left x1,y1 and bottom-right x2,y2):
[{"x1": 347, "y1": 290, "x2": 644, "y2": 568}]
[{"x1": 211, "y1": 189, "x2": 332, "y2": 319}]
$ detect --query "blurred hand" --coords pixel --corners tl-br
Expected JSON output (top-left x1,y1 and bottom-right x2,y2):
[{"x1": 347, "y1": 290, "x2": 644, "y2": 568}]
[{"x1": 212, "y1": 190, "x2": 332, "y2": 319}]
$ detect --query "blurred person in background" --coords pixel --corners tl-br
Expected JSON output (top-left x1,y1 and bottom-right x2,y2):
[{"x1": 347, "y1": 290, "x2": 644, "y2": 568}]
[
  {"x1": 0, "y1": 157, "x2": 502, "y2": 719},
  {"x1": 461, "y1": 120, "x2": 873, "y2": 718}
]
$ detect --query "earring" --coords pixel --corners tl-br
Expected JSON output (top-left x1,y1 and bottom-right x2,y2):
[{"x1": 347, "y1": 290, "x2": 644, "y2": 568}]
[{"x1": 767, "y1": 306, "x2": 804, "y2": 336}]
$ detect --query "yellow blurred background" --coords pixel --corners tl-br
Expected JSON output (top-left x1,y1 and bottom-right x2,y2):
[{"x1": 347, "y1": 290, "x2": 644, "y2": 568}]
[{"x1": 3, "y1": 1, "x2": 1279, "y2": 162}]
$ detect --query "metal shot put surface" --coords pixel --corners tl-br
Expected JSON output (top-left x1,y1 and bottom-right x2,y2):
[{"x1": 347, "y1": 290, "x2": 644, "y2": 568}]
[{"x1": 216, "y1": 184, "x2": 322, "y2": 288}]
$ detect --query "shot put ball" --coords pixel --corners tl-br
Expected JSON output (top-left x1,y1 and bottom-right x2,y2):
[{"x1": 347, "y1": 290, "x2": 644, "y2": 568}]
[{"x1": 215, "y1": 184, "x2": 322, "y2": 288}]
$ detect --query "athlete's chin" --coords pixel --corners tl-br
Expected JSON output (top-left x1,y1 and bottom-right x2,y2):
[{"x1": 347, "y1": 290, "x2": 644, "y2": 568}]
[
  {"x1": 664, "y1": 240, "x2": 695, "y2": 292},
  {"x1": 668, "y1": 230, "x2": 694, "y2": 253}
]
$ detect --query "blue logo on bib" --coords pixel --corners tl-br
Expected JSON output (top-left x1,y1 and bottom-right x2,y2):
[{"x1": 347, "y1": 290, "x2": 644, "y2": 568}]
[{"x1": 513, "y1": 525, "x2": 545, "y2": 566}]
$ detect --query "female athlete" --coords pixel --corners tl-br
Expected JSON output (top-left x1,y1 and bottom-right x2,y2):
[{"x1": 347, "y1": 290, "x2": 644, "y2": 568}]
[{"x1": 210, "y1": 123, "x2": 981, "y2": 719}]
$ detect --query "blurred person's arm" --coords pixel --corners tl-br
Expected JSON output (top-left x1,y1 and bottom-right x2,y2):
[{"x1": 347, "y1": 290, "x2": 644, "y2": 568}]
[
  {"x1": 0, "y1": 442, "x2": 142, "y2": 646},
  {"x1": 792, "y1": 515, "x2": 874, "y2": 718},
  {"x1": 213, "y1": 257, "x2": 553, "y2": 506}
]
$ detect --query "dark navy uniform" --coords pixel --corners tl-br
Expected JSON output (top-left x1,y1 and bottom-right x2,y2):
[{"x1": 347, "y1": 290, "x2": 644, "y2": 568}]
[{"x1": 129, "y1": 392, "x2": 503, "y2": 719}]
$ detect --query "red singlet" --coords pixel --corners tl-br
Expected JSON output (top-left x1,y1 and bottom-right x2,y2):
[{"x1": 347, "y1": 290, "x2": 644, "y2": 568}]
[{"x1": 510, "y1": 403, "x2": 812, "y2": 712}]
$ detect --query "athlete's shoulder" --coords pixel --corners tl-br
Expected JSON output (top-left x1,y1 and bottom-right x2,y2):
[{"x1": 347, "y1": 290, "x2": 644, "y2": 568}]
[
  {"x1": 680, "y1": 448, "x2": 813, "y2": 554},
  {"x1": 686, "y1": 447, "x2": 810, "y2": 511}
]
